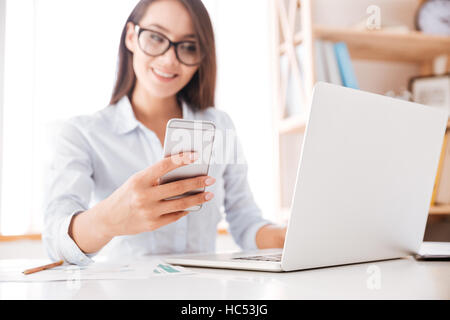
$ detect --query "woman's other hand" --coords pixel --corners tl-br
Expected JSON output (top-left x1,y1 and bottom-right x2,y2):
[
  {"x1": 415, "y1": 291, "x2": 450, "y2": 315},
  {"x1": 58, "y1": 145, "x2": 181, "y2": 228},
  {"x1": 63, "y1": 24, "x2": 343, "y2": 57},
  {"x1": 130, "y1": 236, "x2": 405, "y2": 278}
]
[{"x1": 255, "y1": 224, "x2": 287, "y2": 249}]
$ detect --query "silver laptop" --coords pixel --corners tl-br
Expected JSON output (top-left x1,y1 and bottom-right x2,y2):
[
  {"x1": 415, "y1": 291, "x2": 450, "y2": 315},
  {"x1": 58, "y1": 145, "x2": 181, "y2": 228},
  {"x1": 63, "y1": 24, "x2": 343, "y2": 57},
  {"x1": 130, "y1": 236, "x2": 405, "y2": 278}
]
[{"x1": 164, "y1": 82, "x2": 448, "y2": 272}]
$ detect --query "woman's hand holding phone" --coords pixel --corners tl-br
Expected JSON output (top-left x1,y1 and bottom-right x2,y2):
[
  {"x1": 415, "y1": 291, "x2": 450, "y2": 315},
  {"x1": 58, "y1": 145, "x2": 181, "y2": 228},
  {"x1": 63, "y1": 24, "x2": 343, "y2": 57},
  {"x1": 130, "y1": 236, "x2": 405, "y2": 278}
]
[
  {"x1": 104, "y1": 151, "x2": 215, "y2": 235},
  {"x1": 69, "y1": 152, "x2": 215, "y2": 254}
]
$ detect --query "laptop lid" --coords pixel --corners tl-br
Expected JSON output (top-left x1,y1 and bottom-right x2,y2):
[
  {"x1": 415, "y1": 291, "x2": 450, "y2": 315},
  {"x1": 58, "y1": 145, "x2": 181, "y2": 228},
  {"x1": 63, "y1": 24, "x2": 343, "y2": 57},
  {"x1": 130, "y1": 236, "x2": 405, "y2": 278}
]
[{"x1": 281, "y1": 82, "x2": 448, "y2": 271}]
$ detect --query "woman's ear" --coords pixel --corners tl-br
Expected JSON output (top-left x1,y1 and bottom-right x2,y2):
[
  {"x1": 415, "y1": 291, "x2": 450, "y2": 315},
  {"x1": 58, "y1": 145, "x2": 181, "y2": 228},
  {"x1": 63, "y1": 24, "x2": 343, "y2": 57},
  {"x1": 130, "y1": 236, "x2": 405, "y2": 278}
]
[{"x1": 125, "y1": 22, "x2": 137, "y2": 53}]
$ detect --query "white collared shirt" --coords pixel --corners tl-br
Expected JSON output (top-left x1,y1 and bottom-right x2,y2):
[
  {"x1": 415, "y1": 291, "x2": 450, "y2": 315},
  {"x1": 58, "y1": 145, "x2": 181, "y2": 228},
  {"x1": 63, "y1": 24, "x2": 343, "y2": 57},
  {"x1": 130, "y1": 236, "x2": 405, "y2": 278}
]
[{"x1": 42, "y1": 96, "x2": 270, "y2": 265}]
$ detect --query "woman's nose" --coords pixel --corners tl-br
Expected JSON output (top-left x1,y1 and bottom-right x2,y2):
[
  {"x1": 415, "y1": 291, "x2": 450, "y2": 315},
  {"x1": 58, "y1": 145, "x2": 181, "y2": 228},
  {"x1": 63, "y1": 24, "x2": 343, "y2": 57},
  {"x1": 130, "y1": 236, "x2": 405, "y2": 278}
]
[{"x1": 158, "y1": 44, "x2": 179, "y2": 66}]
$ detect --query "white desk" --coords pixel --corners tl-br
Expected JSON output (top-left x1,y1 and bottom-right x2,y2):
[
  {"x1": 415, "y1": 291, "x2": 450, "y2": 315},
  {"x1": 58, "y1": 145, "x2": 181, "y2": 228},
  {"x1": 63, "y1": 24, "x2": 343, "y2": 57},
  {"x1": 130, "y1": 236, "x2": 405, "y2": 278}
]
[{"x1": 0, "y1": 256, "x2": 448, "y2": 299}]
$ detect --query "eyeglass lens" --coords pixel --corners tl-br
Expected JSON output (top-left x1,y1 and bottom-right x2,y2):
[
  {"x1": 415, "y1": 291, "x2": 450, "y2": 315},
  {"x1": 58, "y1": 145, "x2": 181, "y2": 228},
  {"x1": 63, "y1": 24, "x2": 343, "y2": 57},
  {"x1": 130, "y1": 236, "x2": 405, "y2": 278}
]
[{"x1": 138, "y1": 30, "x2": 202, "y2": 66}]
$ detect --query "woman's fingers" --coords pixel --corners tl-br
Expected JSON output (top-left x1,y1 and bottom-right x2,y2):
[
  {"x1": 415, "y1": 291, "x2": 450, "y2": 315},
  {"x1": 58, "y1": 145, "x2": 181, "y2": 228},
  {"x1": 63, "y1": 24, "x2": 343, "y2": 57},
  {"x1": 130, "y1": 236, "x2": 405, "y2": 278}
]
[
  {"x1": 140, "y1": 152, "x2": 198, "y2": 184},
  {"x1": 159, "y1": 192, "x2": 214, "y2": 214},
  {"x1": 155, "y1": 211, "x2": 189, "y2": 229},
  {"x1": 155, "y1": 176, "x2": 216, "y2": 199}
]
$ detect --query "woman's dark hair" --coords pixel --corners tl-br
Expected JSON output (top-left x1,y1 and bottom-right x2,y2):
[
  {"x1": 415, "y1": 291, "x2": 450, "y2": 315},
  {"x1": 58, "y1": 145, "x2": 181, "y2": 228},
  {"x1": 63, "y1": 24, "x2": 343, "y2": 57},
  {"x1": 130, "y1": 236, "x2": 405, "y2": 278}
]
[{"x1": 110, "y1": 0, "x2": 216, "y2": 110}]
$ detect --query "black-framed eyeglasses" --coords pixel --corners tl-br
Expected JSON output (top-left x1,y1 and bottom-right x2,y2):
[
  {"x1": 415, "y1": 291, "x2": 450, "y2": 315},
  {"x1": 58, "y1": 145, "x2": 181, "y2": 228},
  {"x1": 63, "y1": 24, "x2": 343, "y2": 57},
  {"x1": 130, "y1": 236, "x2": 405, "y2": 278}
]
[{"x1": 134, "y1": 24, "x2": 204, "y2": 66}]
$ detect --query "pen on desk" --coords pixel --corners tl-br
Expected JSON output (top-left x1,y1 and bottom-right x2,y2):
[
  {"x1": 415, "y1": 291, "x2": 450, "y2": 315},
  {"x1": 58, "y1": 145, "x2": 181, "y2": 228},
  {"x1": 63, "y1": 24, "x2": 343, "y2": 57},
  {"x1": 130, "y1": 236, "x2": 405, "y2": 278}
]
[{"x1": 22, "y1": 260, "x2": 64, "y2": 275}]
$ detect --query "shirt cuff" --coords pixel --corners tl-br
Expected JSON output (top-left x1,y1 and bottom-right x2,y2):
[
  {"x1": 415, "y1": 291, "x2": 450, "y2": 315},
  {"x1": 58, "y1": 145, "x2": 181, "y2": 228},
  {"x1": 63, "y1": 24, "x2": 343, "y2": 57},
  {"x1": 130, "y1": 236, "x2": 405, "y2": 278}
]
[
  {"x1": 241, "y1": 220, "x2": 272, "y2": 251},
  {"x1": 58, "y1": 203, "x2": 95, "y2": 266}
]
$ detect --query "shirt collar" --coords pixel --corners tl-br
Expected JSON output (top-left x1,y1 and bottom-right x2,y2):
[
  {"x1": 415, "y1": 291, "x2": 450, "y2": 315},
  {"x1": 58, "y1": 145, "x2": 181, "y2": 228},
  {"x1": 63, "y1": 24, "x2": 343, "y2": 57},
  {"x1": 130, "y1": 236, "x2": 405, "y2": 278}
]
[
  {"x1": 113, "y1": 96, "x2": 139, "y2": 135},
  {"x1": 113, "y1": 96, "x2": 193, "y2": 135}
]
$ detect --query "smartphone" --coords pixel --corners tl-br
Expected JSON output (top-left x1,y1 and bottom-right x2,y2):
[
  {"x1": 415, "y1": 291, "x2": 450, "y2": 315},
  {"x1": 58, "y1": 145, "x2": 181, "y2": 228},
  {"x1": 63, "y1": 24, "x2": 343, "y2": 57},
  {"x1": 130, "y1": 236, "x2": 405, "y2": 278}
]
[{"x1": 160, "y1": 119, "x2": 216, "y2": 211}]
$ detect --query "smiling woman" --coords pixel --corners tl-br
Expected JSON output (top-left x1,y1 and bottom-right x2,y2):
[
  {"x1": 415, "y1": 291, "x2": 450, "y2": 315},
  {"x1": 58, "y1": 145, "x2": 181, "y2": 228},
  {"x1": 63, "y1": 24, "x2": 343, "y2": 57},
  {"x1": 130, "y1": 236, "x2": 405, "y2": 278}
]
[
  {"x1": 40, "y1": 0, "x2": 285, "y2": 265},
  {"x1": 111, "y1": 0, "x2": 216, "y2": 113},
  {"x1": 0, "y1": 0, "x2": 277, "y2": 252}
]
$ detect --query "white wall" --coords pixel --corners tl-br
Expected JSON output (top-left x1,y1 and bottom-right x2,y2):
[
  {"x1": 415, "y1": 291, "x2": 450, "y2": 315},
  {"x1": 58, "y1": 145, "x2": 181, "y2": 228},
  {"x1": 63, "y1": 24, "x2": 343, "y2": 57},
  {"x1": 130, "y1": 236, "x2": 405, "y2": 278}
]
[
  {"x1": 204, "y1": 0, "x2": 276, "y2": 220},
  {"x1": 312, "y1": 0, "x2": 421, "y2": 29}
]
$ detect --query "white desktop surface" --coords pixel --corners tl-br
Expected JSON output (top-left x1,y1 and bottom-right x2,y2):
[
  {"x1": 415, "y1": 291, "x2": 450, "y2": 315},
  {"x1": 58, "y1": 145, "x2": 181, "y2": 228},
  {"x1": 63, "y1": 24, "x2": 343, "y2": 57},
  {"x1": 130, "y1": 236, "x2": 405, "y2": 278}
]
[{"x1": 0, "y1": 256, "x2": 448, "y2": 299}]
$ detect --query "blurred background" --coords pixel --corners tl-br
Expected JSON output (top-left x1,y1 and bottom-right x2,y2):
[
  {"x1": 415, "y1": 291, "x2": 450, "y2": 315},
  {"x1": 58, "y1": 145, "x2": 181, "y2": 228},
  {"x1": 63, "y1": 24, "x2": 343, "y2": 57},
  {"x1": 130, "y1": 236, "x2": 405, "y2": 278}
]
[{"x1": 0, "y1": 0, "x2": 449, "y2": 257}]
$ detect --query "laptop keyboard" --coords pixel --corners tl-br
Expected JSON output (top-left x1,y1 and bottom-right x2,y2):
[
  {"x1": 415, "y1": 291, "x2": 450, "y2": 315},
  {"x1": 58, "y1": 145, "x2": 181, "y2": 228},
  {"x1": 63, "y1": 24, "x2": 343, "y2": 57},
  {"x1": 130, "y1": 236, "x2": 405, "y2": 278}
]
[{"x1": 232, "y1": 253, "x2": 282, "y2": 262}]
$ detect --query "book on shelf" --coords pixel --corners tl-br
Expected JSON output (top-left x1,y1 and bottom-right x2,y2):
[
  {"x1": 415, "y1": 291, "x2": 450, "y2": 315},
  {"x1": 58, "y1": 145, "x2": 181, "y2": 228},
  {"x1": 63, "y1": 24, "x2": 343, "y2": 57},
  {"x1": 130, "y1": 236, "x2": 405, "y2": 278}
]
[
  {"x1": 322, "y1": 41, "x2": 343, "y2": 86},
  {"x1": 280, "y1": 40, "x2": 360, "y2": 118},
  {"x1": 435, "y1": 130, "x2": 450, "y2": 204},
  {"x1": 334, "y1": 42, "x2": 359, "y2": 90},
  {"x1": 314, "y1": 40, "x2": 358, "y2": 88},
  {"x1": 314, "y1": 40, "x2": 328, "y2": 83}
]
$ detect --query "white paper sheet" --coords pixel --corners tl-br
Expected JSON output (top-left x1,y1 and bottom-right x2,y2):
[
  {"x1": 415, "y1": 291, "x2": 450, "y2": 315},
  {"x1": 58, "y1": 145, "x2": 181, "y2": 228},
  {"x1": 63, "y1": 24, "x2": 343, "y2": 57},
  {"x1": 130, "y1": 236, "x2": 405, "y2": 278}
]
[
  {"x1": 0, "y1": 259, "x2": 194, "y2": 282},
  {"x1": 417, "y1": 241, "x2": 450, "y2": 258}
]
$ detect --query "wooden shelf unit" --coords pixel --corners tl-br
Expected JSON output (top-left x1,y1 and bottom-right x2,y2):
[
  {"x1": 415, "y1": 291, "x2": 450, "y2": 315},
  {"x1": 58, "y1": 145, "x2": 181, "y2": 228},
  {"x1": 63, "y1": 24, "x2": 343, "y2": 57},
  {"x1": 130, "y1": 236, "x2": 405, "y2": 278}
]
[
  {"x1": 270, "y1": 0, "x2": 450, "y2": 220},
  {"x1": 278, "y1": 26, "x2": 450, "y2": 134},
  {"x1": 280, "y1": 26, "x2": 450, "y2": 62}
]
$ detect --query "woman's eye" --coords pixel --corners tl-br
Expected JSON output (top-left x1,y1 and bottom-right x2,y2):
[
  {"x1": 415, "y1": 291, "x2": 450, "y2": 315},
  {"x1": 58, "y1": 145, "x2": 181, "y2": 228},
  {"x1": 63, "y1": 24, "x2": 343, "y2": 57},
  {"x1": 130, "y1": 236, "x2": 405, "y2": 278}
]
[
  {"x1": 149, "y1": 33, "x2": 164, "y2": 43},
  {"x1": 180, "y1": 43, "x2": 197, "y2": 53}
]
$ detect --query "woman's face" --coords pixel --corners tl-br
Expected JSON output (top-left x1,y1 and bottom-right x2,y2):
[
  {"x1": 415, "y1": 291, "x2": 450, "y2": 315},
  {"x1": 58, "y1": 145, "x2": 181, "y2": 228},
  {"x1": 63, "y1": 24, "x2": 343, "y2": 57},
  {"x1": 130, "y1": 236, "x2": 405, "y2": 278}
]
[{"x1": 126, "y1": 0, "x2": 200, "y2": 100}]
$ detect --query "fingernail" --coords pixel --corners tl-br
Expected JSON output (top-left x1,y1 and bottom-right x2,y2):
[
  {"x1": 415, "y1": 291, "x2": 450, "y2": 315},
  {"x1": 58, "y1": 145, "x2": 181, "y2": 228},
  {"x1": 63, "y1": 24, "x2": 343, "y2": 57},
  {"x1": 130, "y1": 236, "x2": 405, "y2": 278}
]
[
  {"x1": 205, "y1": 192, "x2": 214, "y2": 201},
  {"x1": 205, "y1": 177, "x2": 216, "y2": 186}
]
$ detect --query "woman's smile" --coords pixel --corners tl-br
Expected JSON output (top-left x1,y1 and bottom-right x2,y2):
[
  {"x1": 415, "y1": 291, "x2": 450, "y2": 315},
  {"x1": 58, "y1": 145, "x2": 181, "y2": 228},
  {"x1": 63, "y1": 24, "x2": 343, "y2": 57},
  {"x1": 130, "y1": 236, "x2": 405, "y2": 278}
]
[{"x1": 151, "y1": 67, "x2": 179, "y2": 82}]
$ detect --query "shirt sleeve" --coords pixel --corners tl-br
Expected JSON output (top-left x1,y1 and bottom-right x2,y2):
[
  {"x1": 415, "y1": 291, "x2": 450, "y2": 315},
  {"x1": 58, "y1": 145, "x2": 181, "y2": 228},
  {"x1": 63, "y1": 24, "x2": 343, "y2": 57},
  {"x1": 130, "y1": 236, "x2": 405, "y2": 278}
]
[
  {"x1": 42, "y1": 120, "x2": 95, "y2": 266},
  {"x1": 221, "y1": 113, "x2": 272, "y2": 250}
]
